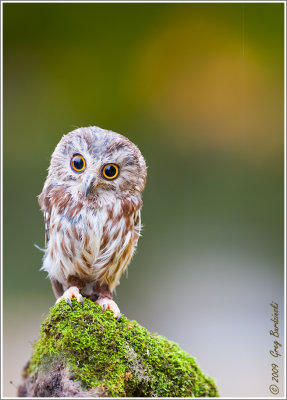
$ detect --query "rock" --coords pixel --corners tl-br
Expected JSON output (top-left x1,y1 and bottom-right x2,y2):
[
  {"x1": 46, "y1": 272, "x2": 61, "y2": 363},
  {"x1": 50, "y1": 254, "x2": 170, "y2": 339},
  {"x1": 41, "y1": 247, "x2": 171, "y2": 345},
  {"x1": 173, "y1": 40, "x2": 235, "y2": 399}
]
[{"x1": 18, "y1": 298, "x2": 219, "y2": 397}]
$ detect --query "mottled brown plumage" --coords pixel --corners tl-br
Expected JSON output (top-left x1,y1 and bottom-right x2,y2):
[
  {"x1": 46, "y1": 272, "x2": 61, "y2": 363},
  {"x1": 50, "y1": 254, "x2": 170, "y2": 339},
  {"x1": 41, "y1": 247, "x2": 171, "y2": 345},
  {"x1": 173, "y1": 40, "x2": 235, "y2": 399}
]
[{"x1": 38, "y1": 126, "x2": 147, "y2": 318}]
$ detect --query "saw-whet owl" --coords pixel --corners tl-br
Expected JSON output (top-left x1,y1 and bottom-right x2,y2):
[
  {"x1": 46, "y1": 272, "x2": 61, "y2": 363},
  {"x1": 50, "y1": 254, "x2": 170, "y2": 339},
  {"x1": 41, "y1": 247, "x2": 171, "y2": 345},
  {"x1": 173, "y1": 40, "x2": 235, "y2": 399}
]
[{"x1": 38, "y1": 126, "x2": 147, "y2": 319}]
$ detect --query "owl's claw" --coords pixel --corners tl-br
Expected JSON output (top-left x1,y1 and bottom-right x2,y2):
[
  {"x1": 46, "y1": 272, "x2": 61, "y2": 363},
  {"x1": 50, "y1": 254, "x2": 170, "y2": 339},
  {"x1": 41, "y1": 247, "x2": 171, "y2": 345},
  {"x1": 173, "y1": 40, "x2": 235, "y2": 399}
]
[
  {"x1": 117, "y1": 313, "x2": 121, "y2": 322},
  {"x1": 96, "y1": 297, "x2": 121, "y2": 319},
  {"x1": 66, "y1": 297, "x2": 73, "y2": 310},
  {"x1": 56, "y1": 286, "x2": 83, "y2": 309}
]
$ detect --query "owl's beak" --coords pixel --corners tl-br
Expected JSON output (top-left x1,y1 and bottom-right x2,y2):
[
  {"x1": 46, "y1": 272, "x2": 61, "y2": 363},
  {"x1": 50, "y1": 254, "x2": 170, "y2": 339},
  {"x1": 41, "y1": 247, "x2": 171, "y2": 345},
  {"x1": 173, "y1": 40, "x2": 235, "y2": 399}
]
[{"x1": 84, "y1": 175, "x2": 95, "y2": 196}]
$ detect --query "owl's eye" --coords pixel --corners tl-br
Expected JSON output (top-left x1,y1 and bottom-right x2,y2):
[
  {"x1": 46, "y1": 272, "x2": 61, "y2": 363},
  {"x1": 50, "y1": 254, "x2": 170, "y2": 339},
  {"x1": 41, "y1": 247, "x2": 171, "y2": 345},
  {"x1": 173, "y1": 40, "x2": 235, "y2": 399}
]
[
  {"x1": 71, "y1": 154, "x2": 86, "y2": 173},
  {"x1": 102, "y1": 164, "x2": 119, "y2": 180}
]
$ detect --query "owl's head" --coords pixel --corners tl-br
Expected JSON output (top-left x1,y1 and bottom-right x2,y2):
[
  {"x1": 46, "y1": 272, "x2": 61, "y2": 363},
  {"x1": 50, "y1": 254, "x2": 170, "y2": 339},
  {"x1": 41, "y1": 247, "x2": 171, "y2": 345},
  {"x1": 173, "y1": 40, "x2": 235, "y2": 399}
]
[{"x1": 43, "y1": 126, "x2": 147, "y2": 205}]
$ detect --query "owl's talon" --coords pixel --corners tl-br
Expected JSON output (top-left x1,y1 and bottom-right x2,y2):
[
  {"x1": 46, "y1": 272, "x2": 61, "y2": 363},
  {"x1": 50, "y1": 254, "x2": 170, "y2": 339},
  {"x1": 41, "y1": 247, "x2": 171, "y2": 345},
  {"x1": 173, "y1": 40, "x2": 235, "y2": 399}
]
[
  {"x1": 96, "y1": 297, "x2": 121, "y2": 319},
  {"x1": 66, "y1": 298, "x2": 73, "y2": 310},
  {"x1": 56, "y1": 286, "x2": 82, "y2": 310},
  {"x1": 117, "y1": 313, "x2": 121, "y2": 322}
]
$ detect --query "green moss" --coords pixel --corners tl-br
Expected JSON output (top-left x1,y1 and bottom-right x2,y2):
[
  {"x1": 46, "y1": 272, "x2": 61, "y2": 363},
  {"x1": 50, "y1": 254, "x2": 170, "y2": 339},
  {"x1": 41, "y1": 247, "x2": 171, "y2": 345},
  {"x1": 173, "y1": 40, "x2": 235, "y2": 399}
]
[{"x1": 28, "y1": 298, "x2": 219, "y2": 397}]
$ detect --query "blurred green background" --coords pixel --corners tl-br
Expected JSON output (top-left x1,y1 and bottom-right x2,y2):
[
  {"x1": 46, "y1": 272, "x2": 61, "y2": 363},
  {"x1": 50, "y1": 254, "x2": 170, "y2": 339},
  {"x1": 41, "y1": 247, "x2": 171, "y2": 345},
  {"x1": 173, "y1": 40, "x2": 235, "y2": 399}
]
[{"x1": 3, "y1": 2, "x2": 284, "y2": 397}]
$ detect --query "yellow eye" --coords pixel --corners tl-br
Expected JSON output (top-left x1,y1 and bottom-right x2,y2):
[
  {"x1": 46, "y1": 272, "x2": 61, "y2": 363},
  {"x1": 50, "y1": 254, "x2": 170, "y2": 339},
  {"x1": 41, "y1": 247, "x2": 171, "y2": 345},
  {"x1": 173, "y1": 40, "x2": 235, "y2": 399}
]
[
  {"x1": 102, "y1": 164, "x2": 119, "y2": 180},
  {"x1": 71, "y1": 154, "x2": 86, "y2": 173}
]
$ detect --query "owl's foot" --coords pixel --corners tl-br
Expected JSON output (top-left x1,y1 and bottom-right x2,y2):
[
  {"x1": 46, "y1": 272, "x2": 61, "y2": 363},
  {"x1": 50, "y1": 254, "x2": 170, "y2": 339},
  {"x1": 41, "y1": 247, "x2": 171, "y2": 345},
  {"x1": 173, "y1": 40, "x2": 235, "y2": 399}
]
[
  {"x1": 56, "y1": 286, "x2": 84, "y2": 310},
  {"x1": 96, "y1": 297, "x2": 121, "y2": 321}
]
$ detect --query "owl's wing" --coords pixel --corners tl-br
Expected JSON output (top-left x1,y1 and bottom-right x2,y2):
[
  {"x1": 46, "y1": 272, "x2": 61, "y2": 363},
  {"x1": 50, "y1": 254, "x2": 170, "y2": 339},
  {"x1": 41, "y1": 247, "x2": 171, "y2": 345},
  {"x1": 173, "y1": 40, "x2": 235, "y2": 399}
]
[
  {"x1": 44, "y1": 210, "x2": 50, "y2": 248},
  {"x1": 38, "y1": 186, "x2": 51, "y2": 249}
]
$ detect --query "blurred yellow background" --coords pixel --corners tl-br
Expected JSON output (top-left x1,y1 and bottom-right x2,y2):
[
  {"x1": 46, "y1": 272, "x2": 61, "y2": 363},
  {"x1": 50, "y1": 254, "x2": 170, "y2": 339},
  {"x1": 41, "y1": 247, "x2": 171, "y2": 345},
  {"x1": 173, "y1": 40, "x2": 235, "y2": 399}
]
[{"x1": 3, "y1": 2, "x2": 284, "y2": 397}]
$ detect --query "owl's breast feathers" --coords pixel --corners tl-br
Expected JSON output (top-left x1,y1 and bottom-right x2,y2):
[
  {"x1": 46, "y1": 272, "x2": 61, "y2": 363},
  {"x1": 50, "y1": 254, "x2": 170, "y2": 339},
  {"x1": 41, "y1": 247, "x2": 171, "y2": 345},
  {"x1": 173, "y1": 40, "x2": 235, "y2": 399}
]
[{"x1": 40, "y1": 190, "x2": 142, "y2": 293}]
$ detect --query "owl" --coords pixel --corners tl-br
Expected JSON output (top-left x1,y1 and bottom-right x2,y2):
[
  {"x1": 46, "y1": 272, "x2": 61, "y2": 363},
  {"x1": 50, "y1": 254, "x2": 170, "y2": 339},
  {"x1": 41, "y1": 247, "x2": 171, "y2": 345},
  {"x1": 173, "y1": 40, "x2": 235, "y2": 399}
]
[{"x1": 38, "y1": 126, "x2": 147, "y2": 319}]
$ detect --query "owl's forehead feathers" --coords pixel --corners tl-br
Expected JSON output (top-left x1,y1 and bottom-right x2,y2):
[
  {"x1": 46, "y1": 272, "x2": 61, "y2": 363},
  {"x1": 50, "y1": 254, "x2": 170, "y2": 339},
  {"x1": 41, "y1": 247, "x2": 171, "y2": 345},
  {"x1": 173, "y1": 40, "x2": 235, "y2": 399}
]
[{"x1": 56, "y1": 126, "x2": 141, "y2": 164}]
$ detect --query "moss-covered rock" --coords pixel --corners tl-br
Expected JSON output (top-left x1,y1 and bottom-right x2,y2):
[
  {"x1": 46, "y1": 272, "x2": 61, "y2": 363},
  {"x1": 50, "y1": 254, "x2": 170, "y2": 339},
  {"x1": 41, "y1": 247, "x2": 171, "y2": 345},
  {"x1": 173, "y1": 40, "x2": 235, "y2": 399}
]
[{"x1": 19, "y1": 298, "x2": 219, "y2": 397}]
